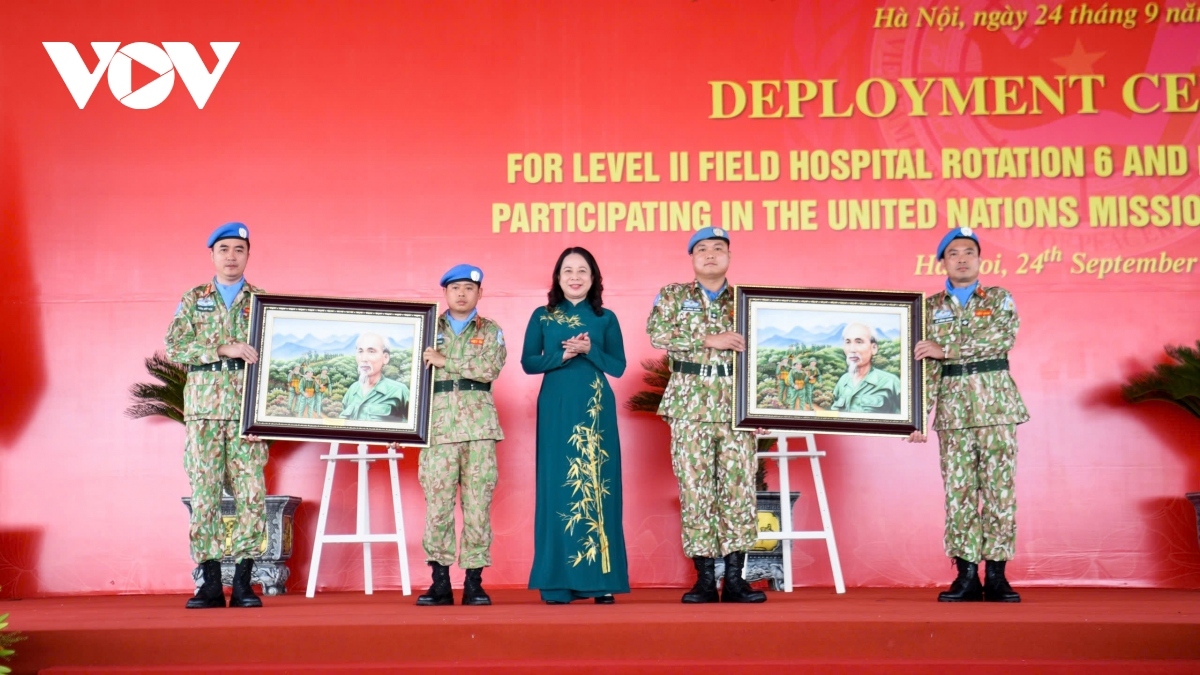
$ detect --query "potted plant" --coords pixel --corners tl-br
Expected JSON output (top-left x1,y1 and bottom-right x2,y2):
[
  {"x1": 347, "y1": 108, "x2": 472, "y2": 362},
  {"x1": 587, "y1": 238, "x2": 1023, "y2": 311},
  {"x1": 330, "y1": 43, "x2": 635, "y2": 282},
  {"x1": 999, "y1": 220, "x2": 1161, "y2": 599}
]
[
  {"x1": 1121, "y1": 341, "x2": 1200, "y2": 543},
  {"x1": 625, "y1": 355, "x2": 798, "y2": 590},
  {"x1": 126, "y1": 352, "x2": 301, "y2": 595},
  {"x1": 0, "y1": 586, "x2": 22, "y2": 675}
]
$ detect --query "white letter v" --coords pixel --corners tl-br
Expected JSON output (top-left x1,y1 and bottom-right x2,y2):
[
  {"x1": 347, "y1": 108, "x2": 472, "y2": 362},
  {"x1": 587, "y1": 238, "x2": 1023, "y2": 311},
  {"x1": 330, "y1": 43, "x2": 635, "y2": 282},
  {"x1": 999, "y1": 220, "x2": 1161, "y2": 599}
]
[
  {"x1": 163, "y1": 42, "x2": 239, "y2": 109},
  {"x1": 43, "y1": 42, "x2": 120, "y2": 109}
]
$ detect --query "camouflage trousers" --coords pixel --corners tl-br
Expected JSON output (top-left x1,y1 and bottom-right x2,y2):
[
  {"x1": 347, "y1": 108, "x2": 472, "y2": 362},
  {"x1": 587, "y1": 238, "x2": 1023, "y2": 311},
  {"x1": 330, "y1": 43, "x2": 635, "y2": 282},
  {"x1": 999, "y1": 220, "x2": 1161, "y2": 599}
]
[
  {"x1": 184, "y1": 420, "x2": 268, "y2": 564},
  {"x1": 938, "y1": 424, "x2": 1018, "y2": 562},
  {"x1": 418, "y1": 440, "x2": 498, "y2": 569},
  {"x1": 667, "y1": 418, "x2": 758, "y2": 558}
]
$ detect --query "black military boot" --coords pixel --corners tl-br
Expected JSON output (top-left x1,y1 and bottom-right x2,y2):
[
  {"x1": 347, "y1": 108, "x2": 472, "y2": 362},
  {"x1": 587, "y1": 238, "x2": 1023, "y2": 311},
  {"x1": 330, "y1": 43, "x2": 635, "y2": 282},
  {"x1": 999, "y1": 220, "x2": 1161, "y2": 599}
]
[
  {"x1": 185, "y1": 559, "x2": 226, "y2": 609},
  {"x1": 681, "y1": 556, "x2": 719, "y2": 603},
  {"x1": 937, "y1": 557, "x2": 983, "y2": 602},
  {"x1": 416, "y1": 562, "x2": 454, "y2": 606},
  {"x1": 721, "y1": 552, "x2": 767, "y2": 603},
  {"x1": 229, "y1": 558, "x2": 263, "y2": 608},
  {"x1": 462, "y1": 568, "x2": 492, "y2": 606},
  {"x1": 983, "y1": 560, "x2": 1021, "y2": 603}
]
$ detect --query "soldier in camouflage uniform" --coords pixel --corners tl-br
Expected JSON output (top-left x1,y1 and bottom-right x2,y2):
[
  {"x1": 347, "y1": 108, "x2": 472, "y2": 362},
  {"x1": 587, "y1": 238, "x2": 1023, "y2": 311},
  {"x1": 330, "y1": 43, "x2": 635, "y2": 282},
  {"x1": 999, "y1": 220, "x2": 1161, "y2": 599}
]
[
  {"x1": 300, "y1": 368, "x2": 316, "y2": 417},
  {"x1": 287, "y1": 365, "x2": 302, "y2": 415},
  {"x1": 802, "y1": 359, "x2": 818, "y2": 411},
  {"x1": 909, "y1": 227, "x2": 1029, "y2": 603},
  {"x1": 165, "y1": 222, "x2": 267, "y2": 609},
  {"x1": 788, "y1": 357, "x2": 807, "y2": 410},
  {"x1": 647, "y1": 227, "x2": 766, "y2": 604},
  {"x1": 314, "y1": 367, "x2": 330, "y2": 418},
  {"x1": 775, "y1": 357, "x2": 791, "y2": 407},
  {"x1": 392, "y1": 264, "x2": 506, "y2": 606}
]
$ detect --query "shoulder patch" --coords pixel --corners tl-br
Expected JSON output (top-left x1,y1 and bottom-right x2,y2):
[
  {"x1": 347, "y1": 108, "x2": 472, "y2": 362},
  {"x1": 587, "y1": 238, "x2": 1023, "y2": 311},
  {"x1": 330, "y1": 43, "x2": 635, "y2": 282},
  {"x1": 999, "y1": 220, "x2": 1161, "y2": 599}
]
[{"x1": 496, "y1": 329, "x2": 504, "y2": 346}]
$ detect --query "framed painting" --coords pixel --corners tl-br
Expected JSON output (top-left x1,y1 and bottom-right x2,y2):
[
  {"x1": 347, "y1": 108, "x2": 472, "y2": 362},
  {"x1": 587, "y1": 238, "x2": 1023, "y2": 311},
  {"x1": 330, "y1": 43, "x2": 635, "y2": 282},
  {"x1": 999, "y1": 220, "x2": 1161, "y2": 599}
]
[
  {"x1": 734, "y1": 286, "x2": 925, "y2": 437},
  {"x1": 240, "y1": 293, "x2": 438, "y2": 445}
]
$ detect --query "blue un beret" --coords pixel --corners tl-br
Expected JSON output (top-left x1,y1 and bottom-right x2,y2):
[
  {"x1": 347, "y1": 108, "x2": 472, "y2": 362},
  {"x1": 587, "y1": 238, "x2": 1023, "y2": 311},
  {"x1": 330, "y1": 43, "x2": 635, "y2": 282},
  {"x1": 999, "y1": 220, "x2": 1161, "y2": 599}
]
[
  {"x1": 687, "y1": 226, "x2": 730, "y2": 254},
  {"x1": 206, "y1": 222, "x2": 250, "y2": 248},
  {"x1": 440, "y1": 264, "x2": 483, "y2": 287},
  {"x1": 936, "y1": 227, "x2": 980, "y2": 260}
]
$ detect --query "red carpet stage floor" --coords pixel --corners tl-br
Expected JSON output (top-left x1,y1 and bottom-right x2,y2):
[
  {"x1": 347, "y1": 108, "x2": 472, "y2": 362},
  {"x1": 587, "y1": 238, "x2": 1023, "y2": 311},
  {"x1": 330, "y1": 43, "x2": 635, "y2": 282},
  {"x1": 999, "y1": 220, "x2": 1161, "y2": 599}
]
[{"x1": 6, "y1": 588, "x2": 1200, "y2": 673}]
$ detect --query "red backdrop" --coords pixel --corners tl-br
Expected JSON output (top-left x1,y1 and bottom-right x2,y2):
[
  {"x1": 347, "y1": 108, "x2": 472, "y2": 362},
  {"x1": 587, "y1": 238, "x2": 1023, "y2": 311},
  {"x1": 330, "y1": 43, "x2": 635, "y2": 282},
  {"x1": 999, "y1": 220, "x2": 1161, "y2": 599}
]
[{"x1": 2, "y1": 0, "x2": 1200, "y2": 596}]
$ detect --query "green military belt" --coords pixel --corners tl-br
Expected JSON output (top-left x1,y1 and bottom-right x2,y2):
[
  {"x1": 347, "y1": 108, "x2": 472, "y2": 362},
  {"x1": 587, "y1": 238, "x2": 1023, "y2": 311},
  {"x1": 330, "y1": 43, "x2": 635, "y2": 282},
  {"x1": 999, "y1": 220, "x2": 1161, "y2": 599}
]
[
  {"x1": 433, "y1": 378, "x2": 491, "y2": 393},
  {"x1": 941, "y1": 358, "x2": 1009, "y2": 377},
  {"x1": 188, "y1": 358, "x2": 246, "y2": 373},
  {"x1": 672, "y1": 360, "x2": 732, "y2": 377}
]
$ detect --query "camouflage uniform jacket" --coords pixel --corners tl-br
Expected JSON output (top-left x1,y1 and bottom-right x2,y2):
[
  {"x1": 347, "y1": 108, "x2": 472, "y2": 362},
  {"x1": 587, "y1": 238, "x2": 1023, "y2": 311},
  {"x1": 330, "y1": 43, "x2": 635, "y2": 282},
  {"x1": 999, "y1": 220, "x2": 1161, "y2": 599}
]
[
  {"x1": 924, "y1": 284, "x2": 1029, "y2": 431},
  {"x1": 431, "y1": 312, "x2": 506, "y2": 444},
  {"x1": 165, "y1": 280, "x2": 264, "y2": 422},
  {"x1": 647, "y1": 280, "x2": 737, "y2": 422}
]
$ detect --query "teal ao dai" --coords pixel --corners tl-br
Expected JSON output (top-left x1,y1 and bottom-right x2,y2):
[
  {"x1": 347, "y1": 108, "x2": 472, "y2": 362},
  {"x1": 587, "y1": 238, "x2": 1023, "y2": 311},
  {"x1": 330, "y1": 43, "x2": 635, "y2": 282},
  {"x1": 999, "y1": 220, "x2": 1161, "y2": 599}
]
[{"x1": 521, "y1": 300, "x2": 630, "y2": 601}]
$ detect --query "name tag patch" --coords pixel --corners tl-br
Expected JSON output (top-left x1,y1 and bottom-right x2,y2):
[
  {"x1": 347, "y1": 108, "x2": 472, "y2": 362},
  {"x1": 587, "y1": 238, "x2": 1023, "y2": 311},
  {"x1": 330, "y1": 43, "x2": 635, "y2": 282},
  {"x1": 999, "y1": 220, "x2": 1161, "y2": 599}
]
[
  {"x1": 974, "y1": 309, "x2": 993, "y2": 318},
  {"x1": 470, "y1": 338, "x2": 485, "y2": 345}
]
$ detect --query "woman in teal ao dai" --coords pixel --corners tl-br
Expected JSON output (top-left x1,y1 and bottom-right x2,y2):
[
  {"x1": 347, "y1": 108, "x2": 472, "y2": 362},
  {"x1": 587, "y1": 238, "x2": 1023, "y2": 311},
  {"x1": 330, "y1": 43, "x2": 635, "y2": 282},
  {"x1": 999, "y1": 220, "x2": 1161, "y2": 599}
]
[{"x1": 521, "y1": 247, "x2": 630, "y2": 604}]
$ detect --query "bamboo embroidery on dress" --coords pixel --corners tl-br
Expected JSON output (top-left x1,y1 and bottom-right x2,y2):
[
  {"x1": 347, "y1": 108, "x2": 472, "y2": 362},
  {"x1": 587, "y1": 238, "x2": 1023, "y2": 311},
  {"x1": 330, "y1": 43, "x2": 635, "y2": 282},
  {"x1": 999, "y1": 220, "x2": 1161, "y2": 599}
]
[
  {"x1": 560, "y1": 375, "x2": 611, "y2": 573},
  {"x1": 541, "y1": 308, "x2": 583, "y2": 329}
]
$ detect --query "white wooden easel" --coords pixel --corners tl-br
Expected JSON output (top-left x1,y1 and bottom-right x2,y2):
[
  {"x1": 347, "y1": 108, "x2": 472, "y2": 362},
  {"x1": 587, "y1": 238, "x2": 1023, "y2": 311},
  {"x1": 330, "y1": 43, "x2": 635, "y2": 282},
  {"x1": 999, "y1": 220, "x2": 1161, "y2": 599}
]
[
  {"x1": 305, "y1": 442, "x2": 412, "y2": 597},
  {"x1": 755, "y1": 432, "x2": 845, "y2": 594}
]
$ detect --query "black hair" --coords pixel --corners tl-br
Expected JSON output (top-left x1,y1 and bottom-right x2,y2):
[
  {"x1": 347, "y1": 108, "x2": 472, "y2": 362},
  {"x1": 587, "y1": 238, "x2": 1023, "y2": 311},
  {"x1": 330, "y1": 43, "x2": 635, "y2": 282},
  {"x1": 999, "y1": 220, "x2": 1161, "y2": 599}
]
[{"x1": 546, "y1": 246, "x2": 604, "y2": 316}]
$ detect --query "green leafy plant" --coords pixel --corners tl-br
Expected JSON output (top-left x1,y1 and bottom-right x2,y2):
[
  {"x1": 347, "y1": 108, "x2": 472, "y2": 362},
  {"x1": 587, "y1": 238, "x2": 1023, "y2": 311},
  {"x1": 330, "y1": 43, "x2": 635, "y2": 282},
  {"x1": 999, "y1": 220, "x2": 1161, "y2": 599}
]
[
  {"x1": 1121, "y1": 341, "x2": 1200, "y2": 420},
  {"x1": 125, "y1": 351, "x2": 187, "y2": 424},
  {"x1": 0, "y1": 587, "x2": 25, "y2": 675},
  {"x1": 623, "y1": 355, "x2": 671, "y2": 415},
  {"x1": 624, "y1": 355, "x2": 774, "y2": 490}
]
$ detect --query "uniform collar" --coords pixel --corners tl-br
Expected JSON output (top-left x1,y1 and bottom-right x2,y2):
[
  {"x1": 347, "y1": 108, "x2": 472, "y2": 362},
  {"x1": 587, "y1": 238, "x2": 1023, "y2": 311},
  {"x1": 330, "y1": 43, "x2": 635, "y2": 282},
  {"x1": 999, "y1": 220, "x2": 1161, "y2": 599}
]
[
  {"x1": 692, "y1": 279, "x2": 729, "y2": 301},
  {"x1": 443, "y1": 309, "x2": 478, "y2": 335},
  {"x1": 203, "y1": 278, "x2": 254, "y2": 296},
  {"x1": 939, "y1": 282, "x2": 986, "y2": 302}
]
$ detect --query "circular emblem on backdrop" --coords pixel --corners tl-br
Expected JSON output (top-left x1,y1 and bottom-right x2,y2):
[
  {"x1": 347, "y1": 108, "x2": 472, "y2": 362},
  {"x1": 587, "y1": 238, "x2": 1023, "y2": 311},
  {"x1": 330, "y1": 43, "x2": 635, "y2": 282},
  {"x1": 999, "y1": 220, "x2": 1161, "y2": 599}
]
[
  {"x1": 470, "y1": 270, "x2": 481, "y2": 282},
  {"x1": 107, "y1": 42, "x2": 175, "y2": 110},
  {"x1": 854, "y1": 5, "x2": 1200, "y2": 258},
  {"x1": 238, "y1": 227, "x2": 248, "y2": 238}
]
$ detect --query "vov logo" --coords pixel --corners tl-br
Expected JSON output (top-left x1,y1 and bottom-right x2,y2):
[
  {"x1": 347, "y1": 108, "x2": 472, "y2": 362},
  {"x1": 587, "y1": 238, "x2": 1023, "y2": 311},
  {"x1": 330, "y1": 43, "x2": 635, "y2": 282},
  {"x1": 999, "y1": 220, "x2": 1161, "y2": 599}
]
[{"x1": 43, "y1": 42, "x2": 239, "y2": 109}]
